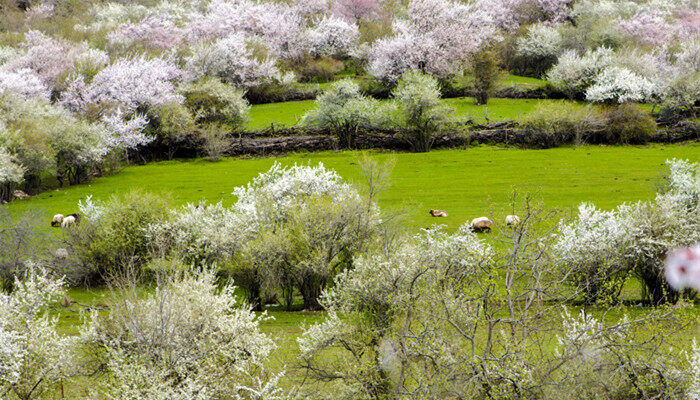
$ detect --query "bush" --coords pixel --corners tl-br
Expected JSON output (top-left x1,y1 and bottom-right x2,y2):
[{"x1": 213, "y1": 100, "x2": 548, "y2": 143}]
[
  {"x1": 79, "y1": 268, "x2": 282, "y2": 399},
  {"x1": 390, "y1": 71, "x2": 454, "y2": 152},
  {"x1": 470, "y1": 48, "x2": 503, "y2": 105},
  {"x1": 515, "y1": 23, "x2": 564, "y2": 77},
  {"x1": 521, "y1": 102, "x2": 602, "y2": 147},
  {"x1": 302, "y1": 79, "x2": 383, "y2": 148},
  {"x1": 595, "y1": 103, "x2": 657, "y2": 144},
  {"x1": 180, "y1": 78, "x2": 250, "y2": 126},
  {"x1": 296, "y1": 57, "x2": 345, "y2": 83},
  {"x1": 146, "y1": 101, "x2": 196, "y2": 160},
  {"x1": 200, "y1": 123, "x2": 230, "y2": 162},
  {"x1": 62, "y1": 191, "x2": 171, "y2": 283},
  {"x1": 0, "y1": 209, "x2": 49, "y2": 290}
]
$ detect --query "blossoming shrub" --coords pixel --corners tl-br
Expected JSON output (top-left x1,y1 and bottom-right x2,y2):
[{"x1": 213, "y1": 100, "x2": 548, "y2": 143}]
[
  {"x1": 62, "y1": 191, "x2": 171, "y2": 283},
  {"x1": 554, "y1": 159, "x2": 699, "y2": 304},
  {"x1": 302, "y1": 79, "x2": 384, "y2": 148},
  {"x1": 389, "y1": 71, "x2": 454, "y2": 152},
  {"x1": 80, "y1": 268, "x2": 285, "y2": 400},
  {"x1": 0, "y1": 267, "x2": 78, "y2": 400}
]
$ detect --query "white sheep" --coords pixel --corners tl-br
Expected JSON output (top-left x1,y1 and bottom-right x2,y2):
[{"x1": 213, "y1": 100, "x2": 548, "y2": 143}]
[
  {"x1": 505, "y1": 215, "x2": 520, "y2": 226},
  {"x1": 470, "y1": 217, "x2": 493, "y2": 232},
  {"x1": 61, "y1": 215, "x2": 76, "y2": 228},
  {"x1": 51, "y1": 214, "x2": 64, "y2": 227}
]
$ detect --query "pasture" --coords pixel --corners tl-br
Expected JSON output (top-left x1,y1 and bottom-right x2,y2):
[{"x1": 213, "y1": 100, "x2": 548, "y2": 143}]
[{"x1": 10, "y1": 143, "x2": 699, "y2": 230}]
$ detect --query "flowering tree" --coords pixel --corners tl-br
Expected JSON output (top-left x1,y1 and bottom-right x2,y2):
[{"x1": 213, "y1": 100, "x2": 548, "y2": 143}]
[
  {"x1": 0, "y1": 267, "x2": 77, "y2": 400},
  {"x1": 332, "y1": 0, "x2": 380, "y2": 22},
  {"x1": 389, "y1": 71, "x2": 454, "y2": 152},
  {"x1": 0, "y1": 69, "x2": 50, "y2": 101},
  {"x1": 5, "y1": 31, "x2": 78, "y2": 92},
  {"x1": 585, "y1": 66, "x2": 658, "y2": 103},
  {"x1": 101, "y1": 109, "x2": 152, "y2": 153},
  {"x1": 302, "y1": 79, "x2": 383, "y2": 147},
  {"x1": 0, "y1": 148, "x2": 25, "y2": 202},
  {"x1": 107, "y1": 16, "x2": 185, "y2": 51},
  {"x1": 306, "y1": 16, "x2": 360, "y2": 58},
  {"x1": 546, "y1": 47, "x2": 613, "y2": 99},
  {"x1": 80, "y1": 268, "x2": 285, "y2": 399},
  {"x1": 368, "y1": 0, "x2": 498, "y2": 82},
  {"x1": 63, "y1": 56, "x2": 184, "y2": 114},
  {"x1": 516, "y1": 23, "x2": 564, "y2": 76},
  {"x1": 185, "y1": 33, "x2": 279, "y2": 88},
  {"x1": 554, "y1": 159, "x2": 700, "y2": 304}
]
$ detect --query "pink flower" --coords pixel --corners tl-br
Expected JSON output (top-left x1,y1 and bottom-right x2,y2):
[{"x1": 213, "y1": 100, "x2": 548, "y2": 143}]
[{"x1": 665, "y1": 244, "x2": 700, "y2": 291}]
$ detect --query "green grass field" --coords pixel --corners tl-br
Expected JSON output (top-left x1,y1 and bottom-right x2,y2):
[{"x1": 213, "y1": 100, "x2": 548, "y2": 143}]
[
  {"x1": 246, "y1": 96, "x2": 653, "y2": 129},
  {"x1": 246, "y1": 97, "x2": 570, "y2": 129},
  {"x1": 9, "y1": 144, "x2": 699, "y2": 231}
]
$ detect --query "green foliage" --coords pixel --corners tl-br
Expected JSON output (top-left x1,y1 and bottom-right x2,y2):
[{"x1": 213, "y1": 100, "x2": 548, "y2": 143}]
[
  {"x1": 303, "y1": 79, "x2": 384, "y2": 148},
  {"x1": 147, "y1": 101, "x2": 196, "y2": 159},
  {"x1": 390, "y1": 71, "x2": 454, "y2": 152},
  {"x1": 597, "y1": 103, "x2": 657, "y2": 144},
  {"x1": 521, "y1": 102, "x2": 602, "y2": 147},
  {"x1": 470, "y1": 49, "x2": 504, "y2": 105},
  {"x1": 296, "y1": 57, "x2": 345, "y2": 83},
  {"x1": 180, "y1": 78, "x2": 250, "y2": 127},
  {"x1": 63, "y1": 190, "x2": 171, "y2": 282}
]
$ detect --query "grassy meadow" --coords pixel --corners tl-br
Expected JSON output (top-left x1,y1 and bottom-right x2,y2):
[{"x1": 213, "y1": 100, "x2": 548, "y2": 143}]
[{"x1": 10, "y1": 143, "x2": 699, "y2": 231}]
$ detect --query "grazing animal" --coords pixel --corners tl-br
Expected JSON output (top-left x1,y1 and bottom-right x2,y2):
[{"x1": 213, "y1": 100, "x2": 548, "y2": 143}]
[
  {"x1": 67, "y1": 213, "x2": 81, "y2": 224},
  {"x1": 505, "y1": 215, "x2": 520, "y2": 226},
  {"x1": 51, "y1": 214, "x2": 64, "y2": 227},
  {"x1": 470, "y1": 217, "x2": 493, "y2": 233},
  {"x1": 429, "y1": 209, "x2": 448, "y2": 217},
  {"x1": 61, "y1": 215, "x2": 76, "y2": 228}
]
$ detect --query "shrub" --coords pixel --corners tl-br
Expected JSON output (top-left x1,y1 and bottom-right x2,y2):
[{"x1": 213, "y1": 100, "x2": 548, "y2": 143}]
[
  {"x1": 521, "y1": 102, "x2": 602, "y2": 147},
  {"x1": 302, "y1": 79, "x2": 383, "y2": 148},
  {"x1": 596, "y1": 103, "x2": 656, "y2": 144},
  {"x1": 296, "y1": 56, "x2": 345, "y2": 83},
  {"x1": 180, "y1": 78, "x2": 250, "y2": 126},
  {"x1": 470, "y1": 48, "x2": 503, "y2": 105},
  {"x1": 200, "y1": 123, "x2": 230, "y2": 162},
  {"x1": 515, "y1": 23, "x2": 564, "y2": 77},
  {"x1": 80, "y1": 268, "x2": 283, "y2": 399},
  {"x1": 0, "y1": 209, "x2": 49, "y2": 290},
  {"x1": 147, "y1": 101, "x2": 196, "y2": 160},
  {"x1": 661, "y1": 72, "x2": 700, "y2": 119},
  {"x1": 389, "y1": 71, "x2": 454, "y2": 152},
  {"x1": 0, "y1": 267, "x2": 77, "y2": 400},
  {"x1": 62, "y1": 191, "x2": 171, "y2": 283}
]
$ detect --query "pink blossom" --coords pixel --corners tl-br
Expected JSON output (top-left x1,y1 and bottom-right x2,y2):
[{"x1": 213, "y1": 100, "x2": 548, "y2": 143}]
[
  {"x1": 108, "y1": 17, "x2": 184, "y2": 50},
  {"x1": 0, "y1": 68, "x2": 50, "y2": 100},
  {"x1": 617, "y1": 11, "x2": 673, "y2": 45},
  {"x1": 665, "y1": 244, "x2": 700, "y2": 291},
  {"x1": 332, "y1": 0, "x2": 380, "y2": 22},
  {"x1": 5, "y1": 31, "x2": 78, "y2": 90}
]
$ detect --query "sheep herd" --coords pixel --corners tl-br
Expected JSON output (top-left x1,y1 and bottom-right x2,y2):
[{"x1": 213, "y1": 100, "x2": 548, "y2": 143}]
[
  {"x1": 51, "y1": 213, "x2": 81, "y2": 228},
  {"x1": 429, "y1": 209, "x2": 520, "y2": 233}
]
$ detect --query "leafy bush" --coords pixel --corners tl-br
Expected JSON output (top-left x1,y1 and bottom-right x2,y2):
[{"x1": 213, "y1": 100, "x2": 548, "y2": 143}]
[
  {"x1": 302, "y1": 79, "x2": 383, "y2": 148},
  {"x1": 180, "y1": 78, "x2": 250, "y2": 127},
  {"x1": 389, "y1": 71, "x2": 454, "y2": 152},
  {"x1": 554, "y1": 159, "x2": 699, "y2": 304},
  {"x1": 521, "y1": 102, "x2": 602, "y2": 147},
  {"x1": 596, "y1": 103, "x2": 657, "y2": 144},
  {"x1": 515, "y1": 23, "x2": 564, "y2": 77},
  {"x1": 296, "y1": 57, "x2": 345, "y2": 83},
  {"x1": 146, "y1": 101, "x2": 196, "y2": 160},
  {"x1": 470, "y1": 48, "x2": 503, "y2": 105},
  {"x1": 79, "y1": 268, "x2": 284, "y2": 399},
  {"x1": 0, "y1": 209, "x2": 49, "y2": 290},
  {"x1": 63, "y1": 191, "x2": 171, "y2": 283},
  {"x1": 200, "y1": 123, "x2": 230, "y2": 162}
]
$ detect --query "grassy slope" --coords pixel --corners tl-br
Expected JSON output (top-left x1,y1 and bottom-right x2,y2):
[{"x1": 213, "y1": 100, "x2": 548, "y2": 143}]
[
  {"x1": 246, "y1": 97, "x2": 568, "y2": 129},
  {"x1": 9, "y1": 144, "x2": 699, "y2": 231}
]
